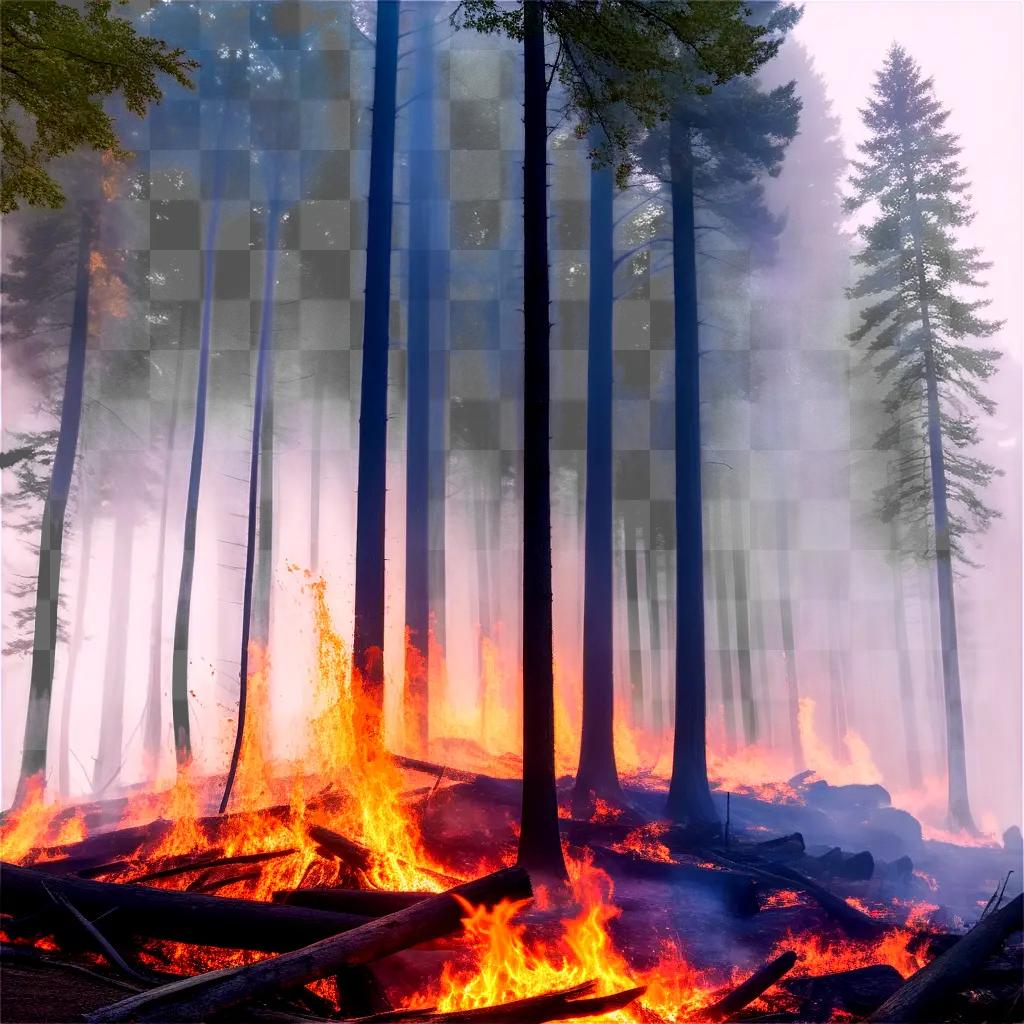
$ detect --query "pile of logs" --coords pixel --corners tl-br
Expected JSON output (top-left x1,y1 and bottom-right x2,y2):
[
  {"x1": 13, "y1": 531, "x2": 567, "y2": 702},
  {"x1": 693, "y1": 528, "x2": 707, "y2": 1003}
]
[{"x1": 2, "y1": 762, "x2": 1022, "y2": 1023}]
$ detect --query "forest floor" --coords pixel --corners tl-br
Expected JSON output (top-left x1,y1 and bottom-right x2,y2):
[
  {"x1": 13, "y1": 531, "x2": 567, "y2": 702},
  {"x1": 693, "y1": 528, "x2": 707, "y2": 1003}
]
[{"x1": 2, "y1": 762, "x2": 1022, "y2": 1023}]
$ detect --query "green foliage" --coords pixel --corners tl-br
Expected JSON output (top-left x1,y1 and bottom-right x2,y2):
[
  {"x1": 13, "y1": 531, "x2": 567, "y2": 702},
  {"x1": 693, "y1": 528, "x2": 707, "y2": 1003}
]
[
  {"x1": 0, "y1": 0, "x2": 197, "y2": 212},
  {"x1": 846, "y1": 45, "x2": 1003, "y2": 564},
  {"x1": 453, "y1": 0, "x2": 783, "y2": 185}
]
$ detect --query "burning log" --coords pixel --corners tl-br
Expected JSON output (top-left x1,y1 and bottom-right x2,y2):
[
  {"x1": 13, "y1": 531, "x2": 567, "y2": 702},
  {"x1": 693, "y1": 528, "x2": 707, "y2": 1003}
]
[
  {"x1": 368, "y1": 982, "x2": 647, "y2": 1023},
  {"x1": 86, "y1": 866, "x2": 533, "y2": 1023},
  {"x1": 307, "y1": 823, "x2": 464, "y2": 887},
  {"x1": 695, "y1": 950, "x2": 797, "y2": 1021},
  {"x1": 2, "y1": 861, "x2": 369, "y2": 952},
  {"x1": 866, "y1": 893, "x2": 1024, "y2": 1023},
  {"x1": 585, "y1": 845, "x2": 760, "y2": 916},
  {"x1": 275, "y1": 886, "x2": 428, "y2": 915},
  {"x1": 125, "y1": 847, "x2": 296, "y2": 884}
]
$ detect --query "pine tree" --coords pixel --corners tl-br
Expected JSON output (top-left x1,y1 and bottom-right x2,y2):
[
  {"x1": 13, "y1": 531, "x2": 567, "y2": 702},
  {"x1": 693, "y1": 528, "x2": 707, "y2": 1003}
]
[
  {"x1": 846, "y1": 45, "x2": 1003, "y2": 833},
  {"x1": 455, "y1": 0, "x2": 780, "y2": 878},
  {"x1": 630, "y1": 4, "x2": 800, "y2": 830}
]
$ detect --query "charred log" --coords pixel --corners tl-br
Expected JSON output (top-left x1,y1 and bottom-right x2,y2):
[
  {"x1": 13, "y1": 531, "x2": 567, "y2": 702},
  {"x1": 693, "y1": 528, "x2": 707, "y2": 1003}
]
[
  {"x1": 866, "y1": 893, "x2": 1024, "y2": 1023},
  {"x1": 585, "y1": 845, "x2": 760, "y2": 916},
  {"x1": 2, "y1": 861, "x2": 368, "y2": 952},
  {"x1": 86, "y1": 866, "x2": 533, "y2": 1023},
  {"x1": 696, "y1": 950, "x2": 797, "y2": 1021}
]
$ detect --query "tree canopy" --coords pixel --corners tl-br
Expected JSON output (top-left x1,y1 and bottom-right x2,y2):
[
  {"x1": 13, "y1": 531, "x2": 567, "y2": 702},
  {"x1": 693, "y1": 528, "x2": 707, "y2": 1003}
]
[
  {"x1": 0, "y1": 0, "x2": 196, "y2": 212},
  {"x1": 453, "y1": 0, "x2": 784, "y2": 184}
]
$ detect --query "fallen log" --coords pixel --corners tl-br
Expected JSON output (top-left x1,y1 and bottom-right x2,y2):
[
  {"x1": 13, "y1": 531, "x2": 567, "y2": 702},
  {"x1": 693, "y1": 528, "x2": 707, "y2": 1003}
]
[
  {"x1": 126, "y1": 847, "x2": 296, "y2": 885},
  {"x1": 866, "y1": 893, "x2": 1024, "y2": 1023},
  {"x1": 696, "y1": 950, "x2": 797, "y2": 1021},
  {"x1": 782, "y1": 964, "x2": 903, "y2": 1018},
  {"x1": 750, "y1": 833, "x2": 805, "y2": 859},
  {"x1": 275, "y1": 886, "x2": 428, "y2": 915},
  {"x1": 308, "y1": 824, "x2": 464, "y2": 888},
  {"x1": 86, "y1": 866, "x2": 532, "y2": 1023},
  {"x1": 586, "y1": 845, "x2": 760, "y2": 916},
  {"x1": 1, "y1": 861, "x2": 369, "y2": 952},
  {"x1": 705, "y1": 851, "x2": 885, "y2": 938},
  {"x1": 334, "y1": 981, "x2": 646, "y2": 1024}
]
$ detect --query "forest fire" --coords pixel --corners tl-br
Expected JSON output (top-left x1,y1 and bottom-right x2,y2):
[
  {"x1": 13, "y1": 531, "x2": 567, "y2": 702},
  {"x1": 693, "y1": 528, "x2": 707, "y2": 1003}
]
[{"x1": 1, "y1": 2, "x2": 1020, "y2": 1023}]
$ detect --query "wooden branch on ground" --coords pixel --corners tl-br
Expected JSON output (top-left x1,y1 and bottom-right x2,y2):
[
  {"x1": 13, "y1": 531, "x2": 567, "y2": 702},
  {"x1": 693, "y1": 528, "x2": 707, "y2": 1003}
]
[
  {"x1": 275, "y1": 887, "x2": 428, "y2": 915},
  {"x1": 586, "y1": 845, "x2": 760, "y2": 916},
  {"x1": 41, "y1": 882, "x2": 156, "y2": 987},
  {"x1": 343, "y1": 980, "x2": 646, "y2": 1024},
  {"x1": 695, "y1": 951, "x2": 797, "y2": 1021},
  {"x1": 307, "y1": 824, "x2": 464, "y2": 887},
  {"x1": 86, "y1": 866, "x2": 533, "y2": 1024},
  {"x1": 866, "y1": 893, "x2": 1024, "y2": 1023},
  {"x1": 705, "y1": 851, "x2": 885, "y2": 938},
  {"x1": 2, "y1": 861, "x2": 369, "y2": 952},
  {"x1": 126, "y1": 847, "x2": 296, "y2": 884}
]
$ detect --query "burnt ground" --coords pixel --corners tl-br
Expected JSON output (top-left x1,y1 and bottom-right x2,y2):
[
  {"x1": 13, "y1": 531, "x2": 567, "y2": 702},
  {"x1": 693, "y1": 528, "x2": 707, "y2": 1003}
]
[{"x1": 1, "y1": 770, "x2": 1022, "y2": 1022}]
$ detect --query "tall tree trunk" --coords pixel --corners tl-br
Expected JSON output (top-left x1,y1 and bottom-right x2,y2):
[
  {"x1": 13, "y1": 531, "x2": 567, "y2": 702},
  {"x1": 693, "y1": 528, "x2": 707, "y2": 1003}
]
[
  {"x1": 774, "y1": 501, "x2": 803, "y2": 772},
  {"x1": 221, "y1": 202, "x2": 281, "y2": 814},
  {"x1": 172, "y1": 159, "x2": 224, "y2": 768},
  {"x1": 144, "y1": 345, "x2": 185, "y2": 776},
  {"x1": 623, "y1": 519, "x2": 644, "y2": 719},
  {"x1": 712, "y1": 507, "x2": 737, "y2": 753},
  {"x1": 58, "y1": 502, "x2": 95, "y2": 799},
  {"x1": 353, "y1": 0, "x2": 400, "y2": 725},
  {"x1": 574, "y1": 151, "x2": 621, "y2": 811},
  {"x1": 309, "y1": 364, "x2": 324, "y2": 572},
  {"x1": 646, "y1": 545, "x2": 664, "y2": 733},
  {"x1": 253, "y1": 382, "x2": 274, "y2": 649},
  {"x1": 828, "y1": 613, "x2": 848, "y2": 759},
  {"x1": 731, "y1": 510, "x2": 757, "y2": 745},
  {"x1": 893, "y1": 555, "x2": 924, "y2": 789},
  {"x1": 517, "y1": 0, "x2": 566, "y2": 880},
  {"x1": 907, "y1": 182, "x2": 976, "y2": 832},
  {"x1": 404, "y1": 2, "x2": 436, "y2": 755},
  {"x1": 665, "y1": 120, "x2": 718, "y2": 829},
  {"x1": 93, "y1": 512, "x2": 134, "y2": 795},
  {"x1": 16, "y1": 202, "x2": 96, "y2": 805}
]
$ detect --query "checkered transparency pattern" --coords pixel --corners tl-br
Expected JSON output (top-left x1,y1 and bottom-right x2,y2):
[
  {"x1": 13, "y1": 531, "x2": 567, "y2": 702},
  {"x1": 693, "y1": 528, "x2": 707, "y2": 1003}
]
[{"x1": 35, "y1": 1, "x2": 907, "y2": 767}]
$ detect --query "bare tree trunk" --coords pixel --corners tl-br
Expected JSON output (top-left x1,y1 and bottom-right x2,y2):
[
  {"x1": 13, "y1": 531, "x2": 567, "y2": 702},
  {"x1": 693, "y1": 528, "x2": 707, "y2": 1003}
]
[
  {"x1": 16, "y1": 202, "x2": 96, "y2": 805},
  {"x1": 144, "y1": 344, "x2": 185, "y2": 776},
  {"x1": 57, "y1": 502, "x2": 95, "y2": 799},
  {"x1": 352, "y1": 0, "x2": 400, "y2": 723},
  {"x1": 517, "y1": 0, "x2": 567, "y2": 879},
  {"x1": 775, "y1": 500, "x2": 803, "y2": 771},
  {"x1": 731, "y1": 507, "x2": 757, "y2": 745},
  {"x1": 665, "y1": 118, "x2": 718, "y2": 829},
  {"x1": 309, "y1": 363, "x2": 324, "y2": 573},
  {"x1": 93, "y1": 511, "x2": 135, "y2": 795},
  {"x1": 711, "y1": 506, "x2": 737, "y2": 753}
]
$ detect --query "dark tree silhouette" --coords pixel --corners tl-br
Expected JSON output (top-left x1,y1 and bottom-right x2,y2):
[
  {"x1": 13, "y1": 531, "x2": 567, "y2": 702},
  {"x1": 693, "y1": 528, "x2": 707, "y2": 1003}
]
[
  {"x1": 642, "y1": 20, "x2": 800, "y2": 829},
  {"x1": 353, "y1": 0, "x2": 400, "y2": 728},
  {"x1": 847, "y1": 45, "x2": 1003, "y2": 832},
  {"x1": 171, "y1": 153, "x2": 224, "y2": 768},
  {"x1": 13, "y1": 199, "x2": 96, "y2": 804},
  {"x1": 456, "y1": 0, "x2": 780, "y2": 879},
  {"x1": 573, "y1": 146, "x2": 621, "y2": 815},
  {"x1": 404, "y1": 1, "x2": 442, "y2": 755}
]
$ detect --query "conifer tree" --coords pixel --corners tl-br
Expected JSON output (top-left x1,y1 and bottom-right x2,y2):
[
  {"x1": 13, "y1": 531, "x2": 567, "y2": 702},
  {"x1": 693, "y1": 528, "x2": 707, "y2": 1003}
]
[
  {"x1": 454, "y1": 0, "x2": 780, "y2": 877},
  {"x1": 846, "y1": 45, "x2": 1002, "y2": 833},
  {"x1": 632, "y1": 4, "x2": 800, "y2": 829}
]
